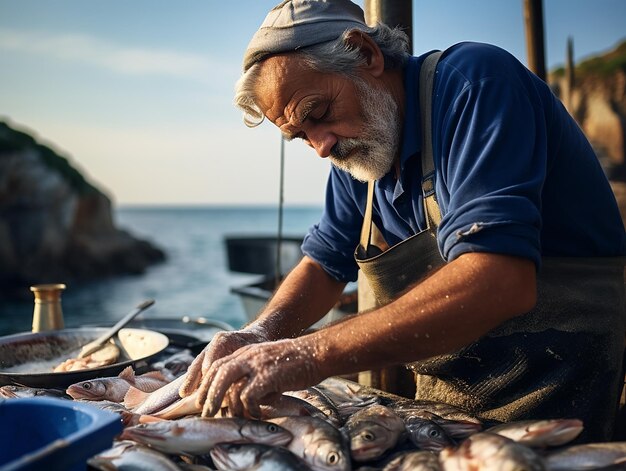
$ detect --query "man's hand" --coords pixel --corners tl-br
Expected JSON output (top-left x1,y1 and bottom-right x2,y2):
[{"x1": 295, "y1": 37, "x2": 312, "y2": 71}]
[
  {"x1": 179, "y1": 327, "x2": 270, "y2": 404},
  {"x1": 201, "y1": 337, "x2": 323, "y2": 418}
]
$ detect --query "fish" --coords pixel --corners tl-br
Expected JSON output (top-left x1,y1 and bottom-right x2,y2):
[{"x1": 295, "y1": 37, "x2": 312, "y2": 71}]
[
  {"x1": 151, "y1": 349, "x2": 196, "y2": 380},
  {"x1": 439, "y1": 432, "x2": 546, "y2": 471},
  {"x1": 315, "y1": 378, "x2": 380, "y2": 420},
  {"x1": 0, "y1": 384, "x2": 69, "y2": 399},
  {"x1": 120, "y1": 416, "x2": 293, "y2": 455},
  {"x1": 286, "y1": 387, "x2": 343, "y2": 426},
  {"x1": 87, "y1": 440, "x2": 185, "y2": 470},
  {"x1": 404, "y1": 416, "x2": 455, "y2": 453},
  {"x1": 148, "y1": 391, "x2": 328, "y2": 422},
  {"x1": 66, "y1": 366, "x2": 168, "y2": 402},
  {"x1": 148, "y1": 392, "x2": 202, "y2": 420},
  {"x1": 125, "y1": 374, "x2": 187, "y2": 414},
  {"x1": 382, "y1": 450, "x2": 442, "y2": 470},
  {"x1": 268, "y1": 416, "x2": 350, "y2": 471},
  {"x1": 543, "y1": 442, "x2": 626, "y2": 470},
  {"x1": 486, "y1": 418, "x2": 584, "y2": 448},
  {"x1": 343, "y1": 404, "x2": 407, "y2": 461},
  {"x1": 317, "y1": 378, "x2": 481, "y2": 428},
  {"x1": 75, "y1": 399, "x2": 164, "y2": 427},
  {"x1": 394, "y1": 410, "x2": 482, "y2": 441},
  {"x1": 257, "y1": 394, "x2": 333, "y2": 423},
  {"x1": 210, "y1": 443, "x2": 312, "y2": 470},
  {"x1": 388, "y1": 399, "x2": 482, "y2": 426}
]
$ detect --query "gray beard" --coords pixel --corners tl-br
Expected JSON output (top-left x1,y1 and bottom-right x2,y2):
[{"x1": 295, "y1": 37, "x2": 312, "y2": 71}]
[{"x1": 328, "y1": 78, "x2": 401, "y2": 182}]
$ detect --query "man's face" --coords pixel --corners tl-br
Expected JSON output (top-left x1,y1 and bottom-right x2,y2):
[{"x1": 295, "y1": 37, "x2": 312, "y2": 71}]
[{"x1": 254, "y1": 55, "x2": 401, "y2": 182}]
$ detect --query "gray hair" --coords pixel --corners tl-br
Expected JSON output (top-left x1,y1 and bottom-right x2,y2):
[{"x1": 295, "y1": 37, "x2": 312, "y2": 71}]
[{"x1": 234, "y1": 22, "x2": 410, "y2": 127}]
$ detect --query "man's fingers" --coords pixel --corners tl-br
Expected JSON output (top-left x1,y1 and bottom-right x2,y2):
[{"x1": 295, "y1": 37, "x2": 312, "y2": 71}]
[
  {"x1": 204, "y1": 362, "x2": 248, "y2": 417},
  {"x1": 195, "y1": 374, "x2": 211, "y2": 409},
  {"x1": 240, "y1": 390, "x2": 262, "y2": 419},
  {"x1": 239, "y1": 378, "x2": 274, "y2": 419},
  {"x1": 195, "y1": 354, "x2": 236, "y2": 410},
  {"x1": 179, "y1": 351, "x2": 204, "y2": 397},
  {"x1": 225, "y1": 378, "x2": 248, "y2": 418}
]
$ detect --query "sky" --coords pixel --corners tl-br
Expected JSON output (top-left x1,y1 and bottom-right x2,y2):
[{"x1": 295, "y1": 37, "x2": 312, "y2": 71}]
[{"x1": 0, "y1": 1, "x2": 624, "y2": 207}]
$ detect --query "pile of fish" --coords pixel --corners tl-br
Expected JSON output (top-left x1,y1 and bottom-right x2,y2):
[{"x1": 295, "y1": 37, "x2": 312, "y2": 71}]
[{"x1": 2, "y1": 347, "x2": 626, "y2": 470}]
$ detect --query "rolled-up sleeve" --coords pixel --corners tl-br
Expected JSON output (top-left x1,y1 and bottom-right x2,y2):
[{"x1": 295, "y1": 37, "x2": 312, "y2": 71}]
[{"x1": 436, "y1": 76, "x2": 545, "y2": 268}]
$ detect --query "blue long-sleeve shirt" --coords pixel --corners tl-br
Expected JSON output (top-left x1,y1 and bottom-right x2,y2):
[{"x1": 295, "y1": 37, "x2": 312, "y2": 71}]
[{"x1": 301, "y1": 42, "x2": 626, "y2": 283}]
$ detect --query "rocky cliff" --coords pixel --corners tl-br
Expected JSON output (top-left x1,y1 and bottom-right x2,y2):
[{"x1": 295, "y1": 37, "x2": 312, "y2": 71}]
[
  {"x1": 550, "y1": 39, "x2": 626, "y2": 178},
  {"x1": 550, "y1": 39, "x2": 626, "y2": 224},
  {"x1": 0, "y1": 121, "x2": 165, "y2": 299}
]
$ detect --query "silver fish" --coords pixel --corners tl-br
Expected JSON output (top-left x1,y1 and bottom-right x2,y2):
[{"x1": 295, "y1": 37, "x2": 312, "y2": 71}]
[
  {"x1": 88, "y1": 440, "x2": 184, "y2": 470},
  {"x1": 151, "y1": 349, "x2": 195, "y2": 379},
  {"x1": 210, "y1": 443, "x2": 311, "y2": 471},
  {"x1": 75, "y1": 399, "x2": 163, "y2": 427},
  {"x1": 126, "y1": 374, "x2": 186, "y2": 414},
  {"x1": 67, "y1": 365, "x2": 168, "y2": 402},
  {"x1": 383, "y1": 451, "x2": 442, "y2": 471},
  {"x1": 405, "y1": 416, "x2": 455, "y2": 453},
  {"x1": 344, "y1": 404, "x2": 406, "y2": 461},
  {"x1": 315, "y1": 378, "x2": 380, "y2": 420},
  {"x1": 150, "y1": 391, "x2": 329, "y2": 423},
  {"x1": 486, "y1": 418, "x2": 583, "y2": 448},
  {"x1": 268, "y1": 416, "x2": 350, "y2": 471},
  {"x1": 399, "y1": 410, "x2": 482, "y2": 441},
  {"x1": 543, "y1": 442, "x2": 626, "y2": 470},
  {"x1": 286, "y1": 387, "x2": 343, "y2": 426},
  {"x1": 390, "y1": 400, "x2": 482, "y2": 426},
  {"x1": 121, "y1": 416, "x2": 292, "y2": 455},
  {"x1": 258, "y1": 394, "x2": 332, "y2": 424},
  {"x1": 440, "y1": 432, "x2": 545, "y2": 471},
  {"x1": 0, "y1": 384, "x2": 69, "y2": 399}
]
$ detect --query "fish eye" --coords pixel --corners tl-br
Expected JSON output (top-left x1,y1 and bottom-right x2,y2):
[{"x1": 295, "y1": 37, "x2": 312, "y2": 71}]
[
  {"x1": 326, "y1": 452, "x2": 340, "y2": 465},
  {"x1": 429, "y1": 429, "x2": 440, "y2": 437},
  {"x1": 267, "y1": 424, "x2": 278, "y2": 433},
  {"x1": 363, "y1": 432, "x2": 375, "y2": 441},
  {"x1": 82, "y1": 383, "x2": 91, "y2": 390}
]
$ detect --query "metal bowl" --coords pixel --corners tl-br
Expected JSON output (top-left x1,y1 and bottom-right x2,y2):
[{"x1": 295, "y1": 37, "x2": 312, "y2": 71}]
[{"x1": 0, "y1": 327, "x2": 169, "y2": 388}]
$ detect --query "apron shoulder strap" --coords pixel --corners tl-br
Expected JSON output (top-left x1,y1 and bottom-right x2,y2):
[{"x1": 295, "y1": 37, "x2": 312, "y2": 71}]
[
  {"x1": 419, "y1": 51, "x2": 443, "y2": 229},
  {"x1": 359, "y1": 51, "x2": 444, "y2": 253}
]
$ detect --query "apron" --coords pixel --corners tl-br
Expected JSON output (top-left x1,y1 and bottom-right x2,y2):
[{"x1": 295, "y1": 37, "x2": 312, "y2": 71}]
[{"x1": 354, "y1": 52, "x2": 626, "y2": 442}]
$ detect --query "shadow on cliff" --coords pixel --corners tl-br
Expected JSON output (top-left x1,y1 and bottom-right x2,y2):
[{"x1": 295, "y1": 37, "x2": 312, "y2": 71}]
[{"x1": 0, "y1": 121, "x2": 166, "y2": 300}]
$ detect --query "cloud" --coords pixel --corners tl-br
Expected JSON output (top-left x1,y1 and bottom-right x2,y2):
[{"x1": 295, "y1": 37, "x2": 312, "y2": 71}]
[{"x1": 0, "y1": 27, "x2": 230, "y2": 81}]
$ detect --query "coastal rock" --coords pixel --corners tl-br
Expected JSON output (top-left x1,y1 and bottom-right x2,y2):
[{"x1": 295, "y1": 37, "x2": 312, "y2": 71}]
[
  {"x1": 0, "y1": 121, "x2": 165, "y2": 299},
  {"x1": 550, "y1": 40, "x2": 626, "y2": 225},
  {"x1": 550, "y1": 40, "x2": 626, "y2": 178}
]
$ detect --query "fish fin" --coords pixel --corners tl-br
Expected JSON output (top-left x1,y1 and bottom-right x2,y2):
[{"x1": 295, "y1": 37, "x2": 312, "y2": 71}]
[
  {"x1": 118, "y1": 366, "x2": 135, "y2": 382},
  {"x1": 124, "y1": 386, "x2": 151, "y2": 409},
  {"x1": 138, "y1": 415, "x2": 167, "y2": 424},
  {"x1": 139, "y1": 370, "x2": 168, "y2": 381},
  {"x1": 153, "y1": 395, "x2": 201, "y2": 420}
]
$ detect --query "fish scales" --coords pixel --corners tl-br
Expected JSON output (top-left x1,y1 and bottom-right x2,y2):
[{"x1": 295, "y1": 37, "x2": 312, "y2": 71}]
[{"x1": 120, "y1": 416, "x2": 293, "y2": 455}]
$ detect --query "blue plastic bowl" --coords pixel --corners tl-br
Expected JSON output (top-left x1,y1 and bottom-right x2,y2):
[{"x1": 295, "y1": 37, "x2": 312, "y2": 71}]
[{"x1": 0, "y1": 397, "x2": 122, "y2": 471}]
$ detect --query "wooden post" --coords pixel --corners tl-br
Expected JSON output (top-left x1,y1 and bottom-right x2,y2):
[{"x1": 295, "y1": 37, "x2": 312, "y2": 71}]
[
  {"x1": 364, "y1": 0, "x2": 413, "y2": 54},
  {"x1": 523, "y1": 0, "x2": 547, "y2": 81},
  {"x1": 357, "y1": 1, "x2": 415, "y2": 399},
  {"x1": 566, "y1": 36, "x2": 575, "y2": 109}
]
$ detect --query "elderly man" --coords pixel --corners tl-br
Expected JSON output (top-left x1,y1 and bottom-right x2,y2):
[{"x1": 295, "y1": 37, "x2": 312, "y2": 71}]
[{"x1": 182, "y1": 0, "x2": 626, "y2": 441}]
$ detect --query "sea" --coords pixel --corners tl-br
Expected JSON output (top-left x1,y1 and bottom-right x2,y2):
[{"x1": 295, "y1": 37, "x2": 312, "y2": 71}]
[{"x1": 0, "y1": 205, "x2": 325, "y2": 336}]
